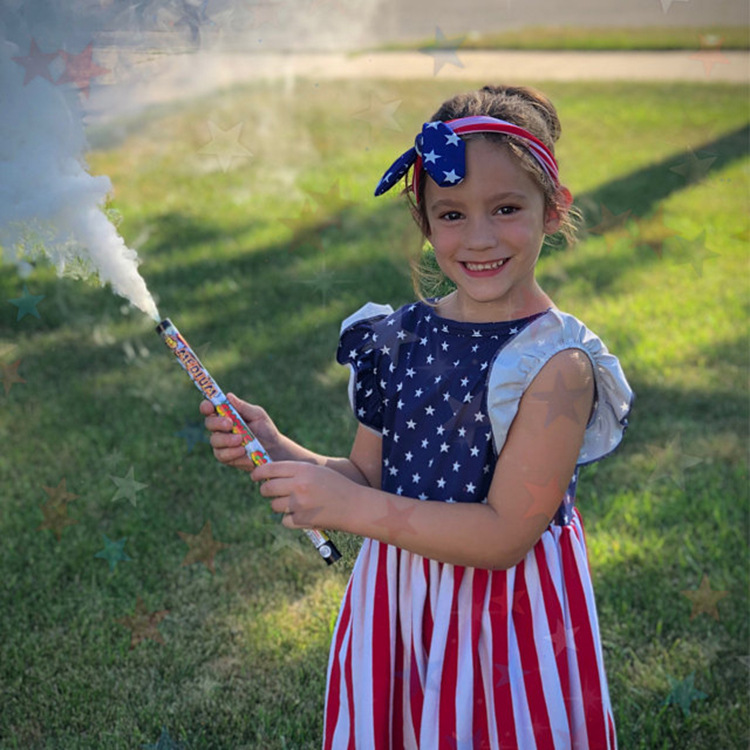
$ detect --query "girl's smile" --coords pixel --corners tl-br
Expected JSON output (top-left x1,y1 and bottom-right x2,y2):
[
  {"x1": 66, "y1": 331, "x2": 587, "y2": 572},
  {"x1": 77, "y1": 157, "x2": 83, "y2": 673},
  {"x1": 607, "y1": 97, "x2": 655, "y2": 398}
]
[{"x1": 423, "y1": 138, "x2": 562, "y2": 323}]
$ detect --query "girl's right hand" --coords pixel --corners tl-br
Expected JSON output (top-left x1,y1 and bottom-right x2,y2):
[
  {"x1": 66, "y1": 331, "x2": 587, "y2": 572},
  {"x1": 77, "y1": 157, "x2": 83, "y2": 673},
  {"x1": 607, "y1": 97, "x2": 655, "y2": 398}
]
[{"x1": 200, "y1": 393, "x2": 282, "y2": 472}]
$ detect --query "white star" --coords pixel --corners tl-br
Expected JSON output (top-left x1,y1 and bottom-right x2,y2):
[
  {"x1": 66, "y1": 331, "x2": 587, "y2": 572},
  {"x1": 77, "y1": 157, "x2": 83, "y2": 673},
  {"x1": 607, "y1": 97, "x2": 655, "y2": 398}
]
[
  {"x1": 389, "y1": 363, "x2": 396, "y2": 373},
  {"x1": 397, "y1": 330, "x2": 406, "y2": 340},
  {"x1": 436, "y1": 426, "x2": 445, "y2": 435},
  {"x1": 405, "y1": 451, "x2": 413, "y2": 461},
  {"x1": 423, "y1": 150, "x2": 441, "y2": 163},
  {"x1": 442, "y1": 325, "x2": 449, "y2": 333},
  {"x1": 418, "y1": 493, "x2": 428, "y2": 500},
  {"x1": 437, "y1": 478, "x2": 446, "y2": 488},
  {"x1": 387, "y1": 318, "x2": 396, "y2": 326},
  {"x1": 397, "y1": 486, "x2": 404, "y2": 495},
  {"x1": 452, "y1": 462, "x2": 461, "y2": 472},
  {"x1": 382, "y1": 427, "x2": 390, "y2": 437},
  {"x1": 412, "y1": 473, "x2": 421, "y2": 483},
  {"x1": 415, "y1": 388, "x2": 424, "y2": 397},
  {"x1": 480, "y1": 362, "x2": 488, "y2": 371},
  {"x1": 420, "y1": 337, "x2": 428, "y2": 346},
  {"x1": 472, "y1": 329, "x2": 482, "y2": 337},
  {"x1": 397, "y1": 399, "x2": 404, "y2": 409},
  {"x1": 435, "y1": 375, "x2": 442, "y2": 384},
  {"x1": 406, "y1": 368, "x2": 416, "y2": 378},
  {"x1": 474, "y1": 412, "x2": 485, "y2": 422},
  {"x1": 396, "y1": 382, "x2": 404, "y2": 392},
  {"x1": 441, "y1": 341, "x2": 450, "y2": 351},
  {"x1": 425, "y1": 405, "x2": 435, "y2": 416},
  {"x1": 357, "y1": 408, "x2": 365, "y2": 417},
  {"x1": 389, "y1": 466, "x2": 398, "y2": 476},
  {"x1": 380, "y1": 380, "x2": 387, "y2": 389},
  {"x1": 443, "y1": 393, "x2": 451, "y2": 402},
  {"x1": 427, "y1": 355, "x2": 435, "y2": 364},
  {"x1": 443, "y1": 169, "x2": 460, "y2": 183},
  {"x1": 445, "y1": 132, "x2": 461, "y2": 147},
  {"x1": 393, "y1": 432, "x2": 400, "y2": 442},
  {"x1": 509, "y1": 327, "x2": 519, "y2": 334},
  {"x1": 349, "y1": 349, "x2": 358, "y2": 359},
  {"x1": 440, "y1": 442, "x2": 449, "y2": 453},
  {"x1": 421, "y1": 439, "x2": 429, "y2": 448},
  {"x1": 458, "y1": 427, "x2": 467, "y2": 437},
  {"x1": 198, "y1": 121, "x2": 253, "y2": 173},
  {"x1": 381, "y1": 345, "x2": 390, "y2": 355},
  {"x1": 466, "y1": 482, "x2": 476, "y2": 493},
  {"x1": 461, "y1": 377, "x2": 469, "y2": 387},
  {"x1": 470, "y1": 446, "x2": 480, "y2": 457},
  {"x1": 406, "y1": 420, "x2": 417, "y2": 429},
  {"x1": 463, "y1": 393, "x2": 472, "y2": 403}
]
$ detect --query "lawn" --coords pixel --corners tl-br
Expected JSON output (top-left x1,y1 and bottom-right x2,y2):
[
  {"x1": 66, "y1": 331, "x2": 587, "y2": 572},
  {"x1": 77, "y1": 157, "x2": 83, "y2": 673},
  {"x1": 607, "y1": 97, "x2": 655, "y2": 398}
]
[{"x1": 0, "y1": 78, "x2": 748, "y2": 748}]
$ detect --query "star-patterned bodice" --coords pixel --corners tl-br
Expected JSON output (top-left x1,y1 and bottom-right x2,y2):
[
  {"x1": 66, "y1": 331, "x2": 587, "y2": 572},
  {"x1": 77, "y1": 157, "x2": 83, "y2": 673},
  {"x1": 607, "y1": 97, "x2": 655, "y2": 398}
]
[{"x1": 338, "y1": 301, "x2": 570, "y2": 511}]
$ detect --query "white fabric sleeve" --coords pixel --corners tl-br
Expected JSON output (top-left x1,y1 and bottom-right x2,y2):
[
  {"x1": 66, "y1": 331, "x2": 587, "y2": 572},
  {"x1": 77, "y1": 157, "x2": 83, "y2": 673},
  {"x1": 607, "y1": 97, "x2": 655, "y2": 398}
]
[{"x1": 486, "y1": 309, "x2": 633, "y2": 466}]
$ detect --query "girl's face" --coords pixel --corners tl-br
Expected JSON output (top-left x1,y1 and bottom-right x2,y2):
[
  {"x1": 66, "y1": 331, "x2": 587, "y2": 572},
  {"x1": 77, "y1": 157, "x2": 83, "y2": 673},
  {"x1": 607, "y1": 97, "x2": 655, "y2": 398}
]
[{"x1": 423, "y1": 138, "x2": 561, "y2": 323}]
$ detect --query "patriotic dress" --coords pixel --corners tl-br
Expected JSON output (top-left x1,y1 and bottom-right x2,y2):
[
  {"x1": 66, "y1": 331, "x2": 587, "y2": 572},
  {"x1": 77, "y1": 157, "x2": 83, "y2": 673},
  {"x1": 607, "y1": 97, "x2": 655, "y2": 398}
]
[{"x1": 324, "y1": 301, "x2": 632, "y2": 750}]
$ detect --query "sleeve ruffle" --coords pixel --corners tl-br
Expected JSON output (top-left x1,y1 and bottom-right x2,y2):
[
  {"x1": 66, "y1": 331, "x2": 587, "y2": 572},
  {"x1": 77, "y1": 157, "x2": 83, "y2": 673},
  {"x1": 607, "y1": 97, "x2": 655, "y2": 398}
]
[
  {"x1": 487, "y1": 309, "x2": 633, "y2": 466},
  {"x1": 336, "y1": 302, "x2": 395, "y2": 434}
]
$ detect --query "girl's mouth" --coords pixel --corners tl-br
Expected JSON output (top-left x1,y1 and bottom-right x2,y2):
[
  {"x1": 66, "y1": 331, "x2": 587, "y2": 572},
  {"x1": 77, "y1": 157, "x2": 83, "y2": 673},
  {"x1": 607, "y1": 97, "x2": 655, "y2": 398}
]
[{"x1": 461, "y1": 258, "x2": 508, "y2": 276}]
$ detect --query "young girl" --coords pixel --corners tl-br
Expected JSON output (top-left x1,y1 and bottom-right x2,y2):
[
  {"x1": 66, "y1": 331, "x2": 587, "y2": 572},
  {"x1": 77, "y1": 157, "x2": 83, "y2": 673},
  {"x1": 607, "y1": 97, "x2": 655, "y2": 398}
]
[{"x1": 202, "y1": 84, "x2": 632, "y2": 749}]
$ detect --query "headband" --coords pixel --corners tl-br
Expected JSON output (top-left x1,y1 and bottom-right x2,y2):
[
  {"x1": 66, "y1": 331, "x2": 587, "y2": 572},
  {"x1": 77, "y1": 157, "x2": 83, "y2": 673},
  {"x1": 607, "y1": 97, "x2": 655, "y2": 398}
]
[{"x1": 374, "y1": 115, "x2": 560, "y2": 201}]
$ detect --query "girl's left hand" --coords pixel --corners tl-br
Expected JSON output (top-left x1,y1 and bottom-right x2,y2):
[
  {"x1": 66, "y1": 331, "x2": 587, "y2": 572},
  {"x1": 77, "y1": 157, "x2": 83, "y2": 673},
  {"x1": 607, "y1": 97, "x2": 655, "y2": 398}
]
[{"x1": 251, "y1": 461, "x2": 352, "y2": 531}]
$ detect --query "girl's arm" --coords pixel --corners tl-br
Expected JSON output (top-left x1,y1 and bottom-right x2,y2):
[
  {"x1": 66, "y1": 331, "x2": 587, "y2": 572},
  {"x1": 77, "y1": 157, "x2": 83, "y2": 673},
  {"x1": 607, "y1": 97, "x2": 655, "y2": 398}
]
[
  {"x1": 201, "y1": 393, "x2": 381, "y2": 488},
  {"x1": 253, "y1": 348, "x2": 594, "y2": 570}
]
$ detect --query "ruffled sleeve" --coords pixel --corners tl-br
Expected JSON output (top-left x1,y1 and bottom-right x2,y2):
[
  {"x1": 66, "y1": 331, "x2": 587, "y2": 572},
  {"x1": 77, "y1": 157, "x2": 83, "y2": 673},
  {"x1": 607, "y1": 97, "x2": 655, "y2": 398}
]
[
  {"x1": 487, "y1": 309, "x2": 633, "y2": 465},
  {"x1": 337, "y1": 302, "x2": 395, "y2": 434}
]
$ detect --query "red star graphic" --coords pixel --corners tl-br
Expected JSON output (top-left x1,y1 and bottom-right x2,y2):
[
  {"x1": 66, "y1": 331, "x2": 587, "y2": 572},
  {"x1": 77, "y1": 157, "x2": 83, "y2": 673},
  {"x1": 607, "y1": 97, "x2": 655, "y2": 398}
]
[
  {"x1": 372, "y1": 497, "x2": 418, "y2": 540},
  {"x1": 1, "y1": 359, "x2": 26, "y2": 395},
  {"x1": 587, "y1": 203, "x2": 632, "y2": 251},
  {"x1": 632, "y1": 206, "x2": 680, "y2": 259},
  {"x1": 177, "y1": 521, "x2": 230, "y2": 574},
  {"x1": 56, "y1": 43, "x2": 110, "y2": 98},
  {"x1": 116, "y1": 596, "x2": 169, "y2": 650},
  {"x1": 37, "y1": 478, "x2": 79, "y2": 541},
  {"x1": 681, "y1": 574, "x2": 729, "y2": 621},
  {"x1": 522, "y1": 475, "x2": 563, "y2": 521},
  {"x1": 11, "y1": 38, "x2": 59, "y2": 85},
  {"x1": 530, "y1": 369, "x2": 591, "y2": 427},
  {"x1": 689, "y1": 35, "x2": 731, "y2": 78}
]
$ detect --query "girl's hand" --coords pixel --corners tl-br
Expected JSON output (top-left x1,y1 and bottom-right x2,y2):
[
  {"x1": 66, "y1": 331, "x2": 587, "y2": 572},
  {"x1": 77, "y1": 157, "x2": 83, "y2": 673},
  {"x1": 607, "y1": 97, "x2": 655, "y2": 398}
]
[
  {"x1": 252, "y1": 461, "x2": 352, "y2": 531},
  {"x1": 200, "y1": 393, "x2": 282, "y2": 472}
]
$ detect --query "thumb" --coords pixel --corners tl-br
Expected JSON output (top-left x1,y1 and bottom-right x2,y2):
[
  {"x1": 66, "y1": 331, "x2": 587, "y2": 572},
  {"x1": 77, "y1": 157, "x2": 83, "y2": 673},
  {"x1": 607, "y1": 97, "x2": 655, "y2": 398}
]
[{"x1": 227, "y1": 392, "x2": 261, "y2": 422}]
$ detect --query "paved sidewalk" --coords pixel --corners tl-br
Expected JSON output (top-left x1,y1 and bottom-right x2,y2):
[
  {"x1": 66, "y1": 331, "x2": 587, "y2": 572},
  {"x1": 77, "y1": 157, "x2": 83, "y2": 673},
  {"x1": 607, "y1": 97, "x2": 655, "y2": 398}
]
[{"x1": 85, "y1": 48, "x2": 750, "y2": 124}]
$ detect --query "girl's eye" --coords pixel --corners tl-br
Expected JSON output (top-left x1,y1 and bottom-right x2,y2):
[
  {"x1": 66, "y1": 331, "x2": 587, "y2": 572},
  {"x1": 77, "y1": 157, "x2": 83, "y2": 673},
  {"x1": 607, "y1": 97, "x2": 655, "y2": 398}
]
[
  {"x1": 439, "y1": 211, "x2": 463, "y2": 221},
  {"x1": 496, "y1": 206, "x2": 519, "y2": 216}
]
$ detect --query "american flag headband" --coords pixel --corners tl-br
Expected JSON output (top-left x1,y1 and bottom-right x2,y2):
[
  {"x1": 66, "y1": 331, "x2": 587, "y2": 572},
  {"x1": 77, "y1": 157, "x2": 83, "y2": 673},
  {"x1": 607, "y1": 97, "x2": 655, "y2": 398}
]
[{"x1": 374, "y1": 115, "x2": 560, "y2": 202}]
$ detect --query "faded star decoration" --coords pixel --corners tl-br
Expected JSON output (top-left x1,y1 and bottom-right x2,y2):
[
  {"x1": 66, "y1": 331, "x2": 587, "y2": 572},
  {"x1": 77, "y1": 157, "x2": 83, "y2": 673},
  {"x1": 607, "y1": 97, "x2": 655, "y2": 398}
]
[
  {"x1": 269, "y1": 522, "x2": 307, "y2": 557},
  {"x1": 419, "y1": 27, "x2": 466, "y2": 75},
  {"x1": 586, "y1": 204, "x2": 633, "y2": 251},
  {"x1": 141, "y1": 726, "x2": 186, "y2": 750},
  {"x1": 174, "y1": 420, "x2": 210, "y2": 453},
  {"x1": 197, "y1": 121, "x2": 253, "y2": 173},
  {"x1": 304, "y1": 181, "x2": 356, "y2": 225},
  {"x1": 646, "y1": 433, "x2": 702, "y2": 490},
  {"x1": 297, "y1": 260, "x2": 348, "y2": 304},
  {"x1": 0, "y1": 359, "x2": 25, "y2": 395},
  {"x1": 352, "y1": 94, "x2": 403, "y2": 135},
  {"x1": 628, "y1": 206, "x2": 680, "y2": 259},
  {"x1": 662, "y1": 673, "x2": 707, "y2": 717},
  {"x1": 372, "y1": 497, "x2": 418, "y2": 541},
  {"x1": 669, "y1": 149, "x2": 717, "y2": 183},
  {"x1": 9, "y1": 285, "x2": 45, "y2": 321},
  {"x1": 522, "y1": 476, "x2": 562, "y2": 522},
  {"x1": 56, "y1": 43, "x2": 110, "y2": 98},
  {"x1": 11, "y1": 38, "x2": 58, "y2": 84},
  {"x1": 177, "y1": 520, "x2": 229, "y2": 574},
  {"x1": 110, "y1": 466, "x2": 148, "y2": 506},
  {"x1": 37, "y1": 479, "x2": 79, "y2": 541},
  {"x1": 659, "y1": 0, "x2": 690, "y2": 12},
  {"x1": 667, "y1": 230, "x2": 719, "y2": 277},
  {"x1": 529, "y1": 369, "x2": 590, "y2": 426},
  {"x1": 689, "y1": 35, "x2": 731, "y2": 78},
  {"x1": 94, "y1": 534, "x2": 133, "y2": 572},
  {"x1": 681, "y1": 574, "x2": 728, "y2": 621},
  {"x1": 545, "y1": 618, "x2": 580, "y2": 656},
  {"x1": 116, "y1": 596, "x2": 169, "y2": 650}
]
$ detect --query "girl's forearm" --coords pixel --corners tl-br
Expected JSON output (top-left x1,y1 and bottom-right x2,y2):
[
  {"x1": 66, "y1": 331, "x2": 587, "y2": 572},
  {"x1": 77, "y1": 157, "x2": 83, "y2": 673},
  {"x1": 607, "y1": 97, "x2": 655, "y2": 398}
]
[
  {"x1": 272, "y1": 434, "x2": 372, "y2": 487},
  {"x1": 337, "y1": 485, "x2": 537, "y2": 570}
]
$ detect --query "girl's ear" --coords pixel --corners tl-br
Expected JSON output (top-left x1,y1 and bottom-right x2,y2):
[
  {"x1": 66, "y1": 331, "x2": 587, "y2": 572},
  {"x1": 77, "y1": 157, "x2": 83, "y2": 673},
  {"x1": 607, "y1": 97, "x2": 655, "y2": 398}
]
[{"x1": 543, "y1": 185, "x2": 573, "y2": 235}]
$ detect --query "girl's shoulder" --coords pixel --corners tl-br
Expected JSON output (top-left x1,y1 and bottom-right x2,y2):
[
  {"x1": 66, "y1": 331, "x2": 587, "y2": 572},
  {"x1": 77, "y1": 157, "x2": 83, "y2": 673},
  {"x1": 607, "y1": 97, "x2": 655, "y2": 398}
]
[{"x1": 488, "y1": 307, "x2": 634, "y2": 466}]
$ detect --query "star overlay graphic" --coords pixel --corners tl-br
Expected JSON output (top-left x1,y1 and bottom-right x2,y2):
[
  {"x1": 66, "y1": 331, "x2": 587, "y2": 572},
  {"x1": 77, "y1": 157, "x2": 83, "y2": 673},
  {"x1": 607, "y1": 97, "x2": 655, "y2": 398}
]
[
  {"x1": 174, "y1": 420, "x2": 210, "y2": 453},
  {"x1": 37, "y1": 479, "x2": 79, "y2": 541},
  {"x1": 0, "y1": 359, "x2": 25, "y2": 395},
  {"x1": 689, "y1": 35, "x2": 731, "y2": 78},
  {"x1": 9, "y1": 285, "x2": 45, "y2": 321},
  {"x1": 56, "y1": 43, "x2": 110, "y2": 98},
  {"x1": 681, "y1": 574, "x2": 729, "y2": 621},
  {"x1": 141, "y1": 726, "x2": 186, "y2": 750},
  {"x1": 646, "y1": 433, "x2": 703, "y2": 490},
  {"x1": 110, "y1": 466, "x2": 148, "y2": 506},
  {"x1": 94, "y1": 534, "x2": 133, "y2": 572},
  {"x1": 177, "y1": 520, "x2": 229, "y2": 574},
  {"x1": 11, "y1": 38, "x2": 58, "y2": 84},
  {"x1": 662, "y1": 673, "x2": 707, "y2": 717},
  {"x1": 116, "y1": 596, "x2": 169, "y2": 650},
  {"x1": 419, "y1": 27, "x2": 466, "y2": 76},
  {"x1": 352, "y1": 94, "x2": 403, "y2": 135},
  {"x1": 197, "y1": 121, "x2": 253, "y2": 172}
]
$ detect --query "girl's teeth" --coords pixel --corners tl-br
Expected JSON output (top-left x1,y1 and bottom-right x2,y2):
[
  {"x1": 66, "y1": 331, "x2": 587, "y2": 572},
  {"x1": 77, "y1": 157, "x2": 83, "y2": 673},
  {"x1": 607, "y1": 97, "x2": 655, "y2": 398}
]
[{"x1": 465, "y1": 259, "x2": 506, "y2": 271}]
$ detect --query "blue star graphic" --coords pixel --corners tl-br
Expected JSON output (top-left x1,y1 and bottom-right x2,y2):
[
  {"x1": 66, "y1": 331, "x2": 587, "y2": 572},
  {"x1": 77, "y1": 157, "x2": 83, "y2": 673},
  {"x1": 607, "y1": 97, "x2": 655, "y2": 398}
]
[
  {"x1": 9, "y1": 285, "x2": 45, "y2": 321},
  {"x1": 141, "y1": 726, "x2": 185, "y2": 749},
  {"x1": 94, "y1": 534, "x2": 133, "y2": 572},
  {"x1": 174, "y1": 420, "x2": 210, "y2": 453}
]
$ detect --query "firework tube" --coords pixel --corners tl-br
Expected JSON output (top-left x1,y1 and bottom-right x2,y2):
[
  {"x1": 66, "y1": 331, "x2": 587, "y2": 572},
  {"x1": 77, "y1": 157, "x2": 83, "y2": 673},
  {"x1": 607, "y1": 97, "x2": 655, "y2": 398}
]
[{"x1": 156, "y1": 318, "x2": 341, "y2": 565}]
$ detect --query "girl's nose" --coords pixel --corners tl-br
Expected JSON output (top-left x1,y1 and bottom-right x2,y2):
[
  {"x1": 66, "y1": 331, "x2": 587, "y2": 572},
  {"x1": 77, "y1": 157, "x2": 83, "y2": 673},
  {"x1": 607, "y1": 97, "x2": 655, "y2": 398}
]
[{"x1": 465, "y1": 216, "x2": 498, "y2": 252}]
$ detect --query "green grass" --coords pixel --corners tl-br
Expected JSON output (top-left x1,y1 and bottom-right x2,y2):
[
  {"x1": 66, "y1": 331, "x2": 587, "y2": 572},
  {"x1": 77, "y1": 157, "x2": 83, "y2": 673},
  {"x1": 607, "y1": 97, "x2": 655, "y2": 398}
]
[
  {"x1": 382, "y1": 25, "x2": 750, "y2": 51},
  {"x1": 1, "y1": 79, "x2": 748, "y2": 748}
]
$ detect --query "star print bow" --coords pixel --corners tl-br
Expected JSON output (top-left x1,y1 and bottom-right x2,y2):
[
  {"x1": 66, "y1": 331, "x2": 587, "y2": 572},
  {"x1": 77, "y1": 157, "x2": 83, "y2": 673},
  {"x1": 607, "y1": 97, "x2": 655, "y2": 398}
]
[{"x1": 374, "y1": 116, "x2": 560, "y2": 201}]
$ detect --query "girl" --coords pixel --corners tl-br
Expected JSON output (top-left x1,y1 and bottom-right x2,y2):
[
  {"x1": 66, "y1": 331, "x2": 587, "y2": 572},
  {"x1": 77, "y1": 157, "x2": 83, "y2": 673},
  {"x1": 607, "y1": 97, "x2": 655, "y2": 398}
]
[{"x1": 202, "y1": 84, "x2": 632, "y2": 749}]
